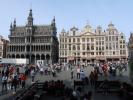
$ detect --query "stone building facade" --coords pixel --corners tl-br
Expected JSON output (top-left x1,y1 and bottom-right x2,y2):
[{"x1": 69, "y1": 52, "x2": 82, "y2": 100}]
[
  {"x1": 59, "y1": 22, "x2": 128, "y2": 64},
  {"x1": 0, "y1": 36, "x2": 9, "y2": 58},
  {"x1": 0, "y1": 36, "x2": 4, "y2": 58},
  {"x1": 128, "y1": 33, "x2": 133, "y2": 82},
  {"x1": 7, "y1": 9, "x2": 59, "y2": 64}
]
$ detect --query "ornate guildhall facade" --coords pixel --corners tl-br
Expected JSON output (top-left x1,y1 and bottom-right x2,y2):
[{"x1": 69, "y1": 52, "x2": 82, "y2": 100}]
[
  {"x1": 59, "y1": 23, "x2": 128, "y2": 64},
  {"x1": 7, "y1": 9, "x2": 59, "y2": 64}
]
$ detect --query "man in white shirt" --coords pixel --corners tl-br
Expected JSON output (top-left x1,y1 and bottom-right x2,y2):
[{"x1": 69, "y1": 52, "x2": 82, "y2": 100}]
[{"x1": 77, "y1": 67, "x2": 80, "y2": 79}]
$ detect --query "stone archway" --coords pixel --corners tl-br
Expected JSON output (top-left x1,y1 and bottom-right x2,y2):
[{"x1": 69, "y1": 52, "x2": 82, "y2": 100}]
[
  {"x1": 46, "y1": 54, "x2": 50, "y2": 64},
  {"x1": 36, "y1": 54, "x2": 40, "y2": 60},
  {"x1": 41, "y1": 54, "x2": 45, "y2": 60},
  {"x1": 31, "y1": 54, "x2": 35, "y2": 64},
  {"x1": 16, "y1": 54, "x2": 20, "y2": 58},
  {"x1": 21, "y1": 54, "x2": 25, "y2": 58},
  {"x1": 26, "y1": 54, "x2": 30, "y2": 59},
  {"x1": 12, "y1": 54, "x2": 15, "y2": 58},
  {"x1": 26, "y1": 45, "x2": 30, "y2": 52},
  {"x1": 7, "y1": 54, "x2": 11, "y2": 58}
]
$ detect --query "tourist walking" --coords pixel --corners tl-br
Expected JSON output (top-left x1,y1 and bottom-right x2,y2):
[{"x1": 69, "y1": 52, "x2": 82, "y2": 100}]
[
  {"x1": 31, "y1": 69, "x2": 35, "y2": 82},
  {"x1": 71, "y1": 67, "x2": 74, "y2": 79},
  {"x1": 77, "y1": 67, "x2": 80, "y2": 79},
  {"x1": 1, "y1": 74, "x2": 7, "y2": 92}
]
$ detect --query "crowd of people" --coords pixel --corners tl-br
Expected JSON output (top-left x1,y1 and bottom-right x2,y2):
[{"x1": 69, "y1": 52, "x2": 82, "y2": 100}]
[
  {"x1": 0, "y1": 64, "x2": 28, "y2": 92},
  {"x1": 0, "y1": 60, "x2": 128, "y2": 100}
]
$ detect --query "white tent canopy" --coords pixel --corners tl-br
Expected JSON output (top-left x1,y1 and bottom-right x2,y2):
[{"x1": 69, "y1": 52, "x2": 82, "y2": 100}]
[{"x1": 0, "y1": 58, "x2": 29, "y2": 64}]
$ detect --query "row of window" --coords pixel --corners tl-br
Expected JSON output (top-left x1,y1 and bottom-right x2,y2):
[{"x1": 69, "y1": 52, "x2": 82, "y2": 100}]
[
  {"x1": 60, "y1": 50, "x2": 126, "y2": 56},
  {"x1": 10, "y1": 37, "x2": 51, "y2": 43},
  {"x1": 10, "y1": 38, "x2": 25, "y2": 43},
  {"x1": 96, "y1": 41, "x2": 104, "y2": 45},
  {"x1": 60, "y1": 38, "x2": 94, "y2": 43},
  {"x1": 9, "y1": 45, "x2": 51, "y2": 52},
  {"x1": 60, "y1": 35, "x2": 125, "y2": 43},
  {"x1": 106, "y1": 36, "x2": 118, "y2": 41},
  {"x1": 60, "y1": 44, "x2": 125, "y2": 50}
]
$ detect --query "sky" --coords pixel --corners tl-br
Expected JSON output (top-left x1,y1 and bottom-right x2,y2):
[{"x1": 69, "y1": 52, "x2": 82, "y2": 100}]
[{"x1": 0, "y1": 0, "x2": 133, "y2": 41}]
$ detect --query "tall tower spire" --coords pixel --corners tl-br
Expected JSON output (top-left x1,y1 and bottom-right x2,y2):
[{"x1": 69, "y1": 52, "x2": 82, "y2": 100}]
[
  {"x1": 51, "y1": 16, "x2": 57, "y2": 36},
  {"x1": 51, "y1": 16, "x2": 55, "y2": 27},
  {"x1": 27, "y1": 9, "x2": 33, "y2": 26},
  {"x1": 13, "y1": 18, "x2": 16, "y2": 28},
  {"x1": 10, "y1": 22, "x2": 12, "y2": 29}
]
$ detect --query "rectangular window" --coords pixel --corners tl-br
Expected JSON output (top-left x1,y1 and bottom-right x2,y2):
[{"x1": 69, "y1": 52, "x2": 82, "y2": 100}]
[
  {"x1": 96, "y1": 42, "x2": 98, "y2": 45},
  {"x1": 91, "y1": 52, "x2": 94, "y2": 55},
  {"x1": 69, "y1": 44, "x2": 71, "y2": 50},
  {"x1": 77, "y1": 38, "x2": 80, "y2": 42},
  {"x1": 87, "y1": 45, "x2": 90, "y2": 50},
  {"x1": 123, "y1": 50, "x2": 126, "y2": 55},
  {"x1": 99, "y1": 47, "x2": 101, "y2": 50},
  {"x1": 99, "y1": 41, "x2": 101, "y2": 45},
  {"x1": 77, "y1": 45, "x2": 80, "y2": 50},
  {"x1": 91, "y1": 38, "x2": 94, "y2": 42},
  {"x1": 106, "y1": 37, "x2": 108, "y2": 41},
  {"x1": 106, "y1": 46, "x2": 108, "y2": 50},
  {"x1": 82, "y1": 52, "x2": 85, "y2": 55},
  {"x1": 102, "y1": 47, "x2": 104, "y2": 50},
  {"x1": 123, "y1": 45, "x2": 125, "y2": 48},
  {"x1": 109, "y1": 36, "x2": 111, "y2": 41},
  {"x1": 82, "y1": 38, "x2": 85, "y2": 42},
  {"x1": 120, "y1": 50, "x2": 122, "y2": 55},
  {"x1": 96, "y1": 47, "x2": 98, "y2": 50},
  {"x1": 82, "y1": 44, "x2": 85, "y2": 50},
  {"x1": 65, "y1": 51, "x2": 67, "y2": 55},
  {"x1": 65, "y1": 38, "x2": 67, "y2": 42},
  {"x1": 91, "y1": 46, "x2": 94, "y2": 50},
  {"x1": 116, "y1": 36, "x2": 118, "y2": 41},
  {"x1": 69, "y1": 38, "x2": 71, "y2": 42},
  {"x1": 73, "y1": 38, "x2": 75, "y2": 42}
]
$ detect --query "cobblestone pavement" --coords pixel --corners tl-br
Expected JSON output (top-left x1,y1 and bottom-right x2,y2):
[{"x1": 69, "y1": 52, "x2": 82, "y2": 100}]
[{"x1": 0, "y1": 65, "x2": 131, "y2": 100}]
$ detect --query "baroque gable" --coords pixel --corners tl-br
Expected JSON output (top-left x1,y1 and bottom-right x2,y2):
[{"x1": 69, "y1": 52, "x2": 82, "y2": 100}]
[{"x1": 80, "y1": 31, "x2": 94, "y2": 36}]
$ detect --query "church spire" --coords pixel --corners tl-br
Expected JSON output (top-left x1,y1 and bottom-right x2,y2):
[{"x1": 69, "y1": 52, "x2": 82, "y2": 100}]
[
  {"x1": 51, "y1": 16, "x2": 56, "y2": 27},
  {"x1": 51, "y1": 16, "x2": 57, "y2": 36},
  {"x1": 10, "y1": 22, "x2": 12, "y2": 29},
  {"x1": 27, "y1": 9, "x2": 33, "y2": 26},
  {"x1": 13, "y1": 18, "x2": 16, "y2": 28}
]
